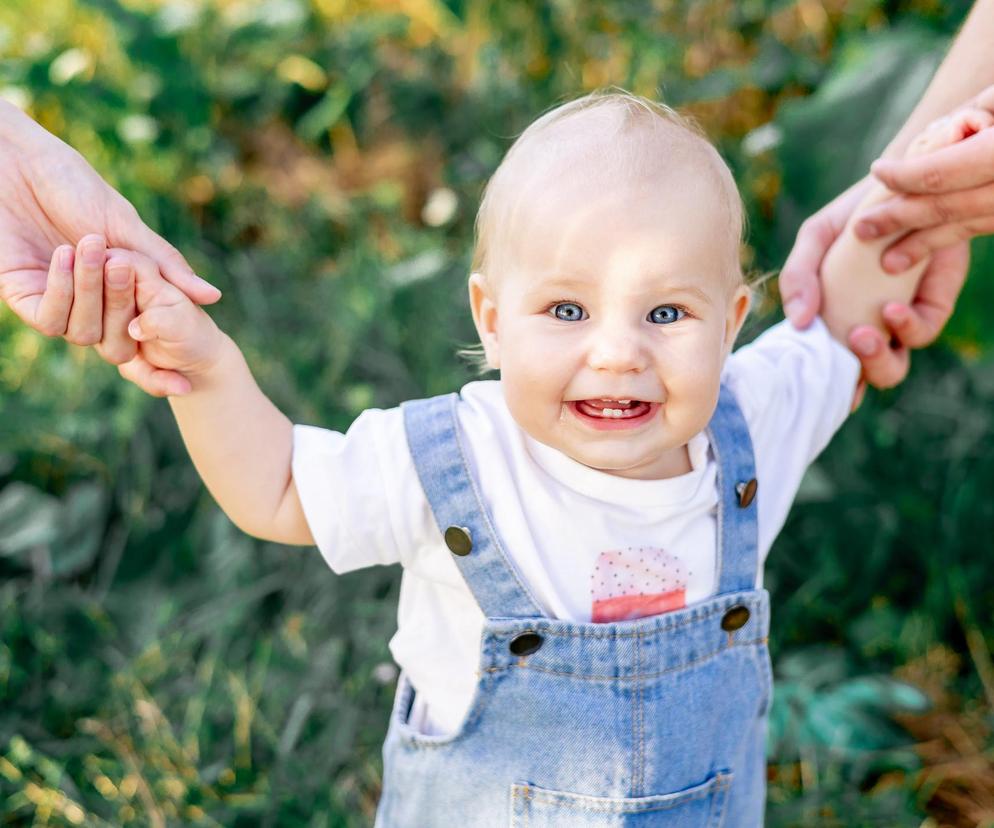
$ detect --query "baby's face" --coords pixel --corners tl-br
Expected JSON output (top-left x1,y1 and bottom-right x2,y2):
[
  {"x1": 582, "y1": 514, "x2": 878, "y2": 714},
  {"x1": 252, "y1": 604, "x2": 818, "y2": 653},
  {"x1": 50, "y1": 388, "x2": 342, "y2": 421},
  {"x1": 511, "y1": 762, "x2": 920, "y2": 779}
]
[{"x1": 470, "y1": 167, "x2": 749, "y2": 480}]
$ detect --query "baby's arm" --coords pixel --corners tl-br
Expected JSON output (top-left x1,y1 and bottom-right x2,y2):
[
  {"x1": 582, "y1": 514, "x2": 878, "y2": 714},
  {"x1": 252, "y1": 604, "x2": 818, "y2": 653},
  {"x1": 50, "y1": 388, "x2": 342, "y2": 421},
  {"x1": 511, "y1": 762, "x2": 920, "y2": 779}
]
[
  {"x1": 819, "y1": 106, "x2": 994, "y2": 342},
  {"x1": 105, "y1": 247, "x2": 314, "y2": 546}
]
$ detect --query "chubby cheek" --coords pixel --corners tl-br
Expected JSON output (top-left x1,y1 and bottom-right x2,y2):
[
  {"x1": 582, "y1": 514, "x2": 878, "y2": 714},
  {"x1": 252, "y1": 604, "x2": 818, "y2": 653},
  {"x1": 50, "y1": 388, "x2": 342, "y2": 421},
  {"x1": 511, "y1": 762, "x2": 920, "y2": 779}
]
[
  {"x1": 658, "y1": 328, "x2": 726, "y2": 429},
  {"x1": 498, "y1": 329, "x2": 575, "y2": 437}
]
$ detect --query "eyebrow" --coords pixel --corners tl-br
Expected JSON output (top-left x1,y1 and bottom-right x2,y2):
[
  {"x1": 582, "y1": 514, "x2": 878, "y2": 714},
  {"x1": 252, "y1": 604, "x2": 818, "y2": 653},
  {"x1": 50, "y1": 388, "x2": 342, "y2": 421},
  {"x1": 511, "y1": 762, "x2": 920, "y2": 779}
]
[{"x1": 529, "y1": 275, "x2": 715, "y2": 305}]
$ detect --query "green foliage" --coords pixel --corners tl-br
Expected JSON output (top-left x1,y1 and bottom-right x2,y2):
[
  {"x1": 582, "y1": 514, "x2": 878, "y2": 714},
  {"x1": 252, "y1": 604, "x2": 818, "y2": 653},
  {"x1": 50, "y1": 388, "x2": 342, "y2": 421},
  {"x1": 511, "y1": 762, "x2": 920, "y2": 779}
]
[{"x1": 1, "y1": 0, "x2": 992, "y2": 825}]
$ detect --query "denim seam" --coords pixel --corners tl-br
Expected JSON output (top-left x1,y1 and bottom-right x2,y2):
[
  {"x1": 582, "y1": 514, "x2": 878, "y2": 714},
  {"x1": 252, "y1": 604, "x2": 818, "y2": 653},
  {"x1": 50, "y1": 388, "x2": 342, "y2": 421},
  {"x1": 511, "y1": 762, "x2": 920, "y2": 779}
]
[
  {"x1": 512, "y1": 776, "x2": 730, "y2": 813},
  {"x1": 446, "y1": 394, "x2": 544, "y2": 616},
  {"x1": 485, "y1": 637, "x2": 769, "y2": 681},
  {"x1": 706, "y1": 417, "x2": 726, "y2": 596},
  {"x1": 710, "y1": 774, "x2": 730, "y2": 828},
  {"x1": 489, "y1": 601, "x2": 767, "y2": 639},
  {"x1": 631, "y1": 630, "x2": 639, "y2": 796},
  {"x1": 637, "y1": 629, "x2": 645, "y2": 796}
]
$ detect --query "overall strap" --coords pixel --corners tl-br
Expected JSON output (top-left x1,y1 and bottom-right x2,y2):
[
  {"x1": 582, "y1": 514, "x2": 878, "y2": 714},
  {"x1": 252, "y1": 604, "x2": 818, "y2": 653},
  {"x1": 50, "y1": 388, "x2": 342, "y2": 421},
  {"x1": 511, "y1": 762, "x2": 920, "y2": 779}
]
[
  {"x1": 402, "y1": 393, "x2": 546, "y2": 619},
  {"x1": 705, "y1": 383, "x2": 760, "y2": 594}
]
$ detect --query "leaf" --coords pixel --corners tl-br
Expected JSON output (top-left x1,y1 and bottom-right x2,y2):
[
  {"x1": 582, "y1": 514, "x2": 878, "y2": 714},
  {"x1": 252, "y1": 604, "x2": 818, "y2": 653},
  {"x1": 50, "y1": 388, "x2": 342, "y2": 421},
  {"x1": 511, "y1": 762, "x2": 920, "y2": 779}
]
[
  {"x1": 0, "y1": 482, "x2": 59, "y2": 557},
  {"x1": 50, "y1": 481, "x2": 108, "y2": 578}
]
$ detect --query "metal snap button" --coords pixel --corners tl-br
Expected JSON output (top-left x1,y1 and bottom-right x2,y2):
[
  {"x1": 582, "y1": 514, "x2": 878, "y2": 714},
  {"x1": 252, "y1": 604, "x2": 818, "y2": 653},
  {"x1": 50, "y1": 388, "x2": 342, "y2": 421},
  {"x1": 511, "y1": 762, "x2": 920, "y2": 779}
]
[
  {"x1": 444, "y1": 526, "x2": 472, "y2": 556},
  {"x1": 720, "y1": 605, "x2": 751, "y2": 632},
  {"x1": 736, "y1": 478, "x2": 758, "y2": 508},
  {"x1": 509, "y1": 631, "x2": 543, "y2": 656}
]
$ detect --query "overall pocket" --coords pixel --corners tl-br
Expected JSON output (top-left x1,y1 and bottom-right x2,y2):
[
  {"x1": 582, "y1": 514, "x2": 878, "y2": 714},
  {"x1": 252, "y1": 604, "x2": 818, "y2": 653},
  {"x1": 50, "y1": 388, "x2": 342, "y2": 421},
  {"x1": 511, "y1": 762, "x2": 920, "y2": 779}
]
[
  {"x1": 509, "y1": 771, "x2": 732, "y2": 827},
  {"x1": 390, "y1": 671, "x2": 493, "y2": 748}
]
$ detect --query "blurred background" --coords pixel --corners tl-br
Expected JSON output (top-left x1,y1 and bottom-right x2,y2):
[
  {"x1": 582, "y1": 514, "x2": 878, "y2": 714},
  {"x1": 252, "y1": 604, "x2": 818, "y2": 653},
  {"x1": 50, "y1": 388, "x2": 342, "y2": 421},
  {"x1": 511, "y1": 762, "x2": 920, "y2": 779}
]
[{"x1": 2, "y1": 0, "x2": 994, "y2": 825}]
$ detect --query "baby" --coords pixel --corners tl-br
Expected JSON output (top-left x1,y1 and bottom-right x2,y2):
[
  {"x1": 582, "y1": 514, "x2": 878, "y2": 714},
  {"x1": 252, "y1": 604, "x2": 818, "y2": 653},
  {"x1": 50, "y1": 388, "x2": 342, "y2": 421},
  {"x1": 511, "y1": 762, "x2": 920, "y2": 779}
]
[{"x1": 46, "y1": 91, "x2": 987, "y2": 825}]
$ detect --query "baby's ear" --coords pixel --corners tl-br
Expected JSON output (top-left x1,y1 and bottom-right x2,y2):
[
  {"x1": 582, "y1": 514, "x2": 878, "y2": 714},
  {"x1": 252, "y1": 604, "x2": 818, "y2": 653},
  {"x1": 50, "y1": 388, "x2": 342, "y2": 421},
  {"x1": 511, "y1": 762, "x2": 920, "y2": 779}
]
[
  {"x1": 468, "y1": 272, "x2": 500, "y2": 370},
  {"x1": 723, "y1": 283, "x2": 752, "y2": 355}
]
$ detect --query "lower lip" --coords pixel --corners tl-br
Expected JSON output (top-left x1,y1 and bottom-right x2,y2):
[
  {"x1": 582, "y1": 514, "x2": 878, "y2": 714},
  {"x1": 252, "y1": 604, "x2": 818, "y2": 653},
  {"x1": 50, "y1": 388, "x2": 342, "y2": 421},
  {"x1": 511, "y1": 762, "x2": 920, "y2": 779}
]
[{"x1": 566, "y1": 401, "x2": 660, "y2": 431}]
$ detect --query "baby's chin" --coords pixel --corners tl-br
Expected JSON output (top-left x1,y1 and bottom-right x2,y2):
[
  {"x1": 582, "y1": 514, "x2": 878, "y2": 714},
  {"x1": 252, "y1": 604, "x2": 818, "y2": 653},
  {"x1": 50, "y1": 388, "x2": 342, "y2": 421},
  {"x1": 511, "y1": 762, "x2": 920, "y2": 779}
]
[{"x1": 562, "y1": 442, "x2": 692, "y2": 481}]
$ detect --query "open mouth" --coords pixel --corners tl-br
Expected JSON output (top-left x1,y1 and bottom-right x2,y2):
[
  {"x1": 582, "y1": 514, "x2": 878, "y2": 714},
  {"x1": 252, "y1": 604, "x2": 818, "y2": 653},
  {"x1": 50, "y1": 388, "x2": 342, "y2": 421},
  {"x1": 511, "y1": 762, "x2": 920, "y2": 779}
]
[{"x1": 567, "y1": 398, "x2": 659, "y2": 430}]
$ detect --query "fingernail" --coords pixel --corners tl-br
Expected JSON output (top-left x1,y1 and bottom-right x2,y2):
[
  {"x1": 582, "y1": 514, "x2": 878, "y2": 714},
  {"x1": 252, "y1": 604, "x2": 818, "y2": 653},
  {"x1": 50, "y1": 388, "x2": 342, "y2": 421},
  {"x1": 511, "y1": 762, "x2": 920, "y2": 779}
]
[
  {"x1": 852, "y1": 332, "x2": 880, "y2": 357},
  {"x1": 885, "y1": 253, "x2": 912, "y2": 272},
  {"x1": 886, "y1": 304, "x2": 909, "y2": 323},
  {"x1": 82, "y1": 242, "x2": 104, "y2": 266},
  {"x1": 128, "y1": 319, "x2": 142, "y2": 339},
  {"x1": 106, "y1": 265, "x2": 131, "y2": 288},
  {"x1": 59, "y1": 246, "x2": 74, "y2": 270},
  {"x1": 196, "y1": 275, "x2": 222, "y2": 296},
  {"x1": 855, "y1": 221, "x2": 879, "y2": 239}
]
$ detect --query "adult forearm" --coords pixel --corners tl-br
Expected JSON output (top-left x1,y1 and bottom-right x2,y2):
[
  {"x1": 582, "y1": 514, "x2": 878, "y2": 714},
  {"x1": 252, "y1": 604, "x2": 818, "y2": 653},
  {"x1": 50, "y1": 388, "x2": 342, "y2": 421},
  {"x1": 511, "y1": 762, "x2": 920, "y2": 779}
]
[
  {"x1": 168, "y1": 334, "x2": 297, "y2": 541},
  {"x1": 884, "y1": 0, "x2": 994, "y2": 157}
]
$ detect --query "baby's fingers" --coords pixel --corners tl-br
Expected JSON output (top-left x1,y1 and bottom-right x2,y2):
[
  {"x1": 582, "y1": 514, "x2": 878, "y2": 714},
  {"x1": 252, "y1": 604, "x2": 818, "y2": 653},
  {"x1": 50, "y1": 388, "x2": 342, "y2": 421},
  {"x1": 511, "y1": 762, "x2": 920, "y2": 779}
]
[
  {"x1": 127, "y1": 305, "x2": 187, "y2": 344},
  {"x1": 118, "y1": 353, "x2": 191, "y2": 398}
]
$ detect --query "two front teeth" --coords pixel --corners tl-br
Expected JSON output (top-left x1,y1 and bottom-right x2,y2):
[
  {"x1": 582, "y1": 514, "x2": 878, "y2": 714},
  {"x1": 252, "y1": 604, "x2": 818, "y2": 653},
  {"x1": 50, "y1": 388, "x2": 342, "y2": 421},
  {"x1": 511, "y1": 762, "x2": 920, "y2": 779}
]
[{"x1": 592, "y1": 398, "x2": 635, "y2": 418}]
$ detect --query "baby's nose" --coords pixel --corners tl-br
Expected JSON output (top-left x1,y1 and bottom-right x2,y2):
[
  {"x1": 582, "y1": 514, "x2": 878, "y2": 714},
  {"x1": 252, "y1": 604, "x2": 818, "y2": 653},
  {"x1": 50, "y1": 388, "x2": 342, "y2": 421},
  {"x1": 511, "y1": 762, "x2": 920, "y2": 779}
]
[{"x1": 586, "y1": 327, "x2": 648, "y2": 372}]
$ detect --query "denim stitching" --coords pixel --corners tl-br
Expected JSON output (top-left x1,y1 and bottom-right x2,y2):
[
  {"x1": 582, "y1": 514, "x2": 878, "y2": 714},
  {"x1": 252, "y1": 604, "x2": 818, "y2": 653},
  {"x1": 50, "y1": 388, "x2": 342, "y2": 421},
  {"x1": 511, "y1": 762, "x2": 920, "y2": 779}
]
[
  {"x1": 483, "y1": 637, "x2": 769, "y2": 681},
  {"x1": 706, "y1": 415, "x2": 726, "y2": 598},
  {"x1": 512, "y1": 775, "x2": 730, "y2": 813},
  {"x1": 485, "y1": 598, "x2": 768, "y2": 639},
  {"x1": 638, "y1": 628, "x2": 646, "y2": 796},
  {"x1": 710, "y1": 771, "x2": 730, "y2": 828},
  {"x1": 446, "y1": 394, "x2": 545, "y2": 618}
]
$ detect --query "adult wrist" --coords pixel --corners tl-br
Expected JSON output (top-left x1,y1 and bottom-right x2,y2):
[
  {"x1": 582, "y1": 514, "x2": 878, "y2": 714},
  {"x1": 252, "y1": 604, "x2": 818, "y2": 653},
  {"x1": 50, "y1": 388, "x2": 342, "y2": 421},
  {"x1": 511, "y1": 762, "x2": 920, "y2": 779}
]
[{"x1": 0, "y1": 99, "x2": 42, "y2": 148}]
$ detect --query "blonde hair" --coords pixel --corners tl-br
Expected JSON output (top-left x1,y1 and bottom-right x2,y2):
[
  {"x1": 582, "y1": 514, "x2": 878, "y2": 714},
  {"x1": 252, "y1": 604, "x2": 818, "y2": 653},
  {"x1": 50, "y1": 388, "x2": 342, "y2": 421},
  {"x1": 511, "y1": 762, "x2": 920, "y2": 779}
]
[{"x1": 460, "y1": 88, "x2": 748, "y2": 373}]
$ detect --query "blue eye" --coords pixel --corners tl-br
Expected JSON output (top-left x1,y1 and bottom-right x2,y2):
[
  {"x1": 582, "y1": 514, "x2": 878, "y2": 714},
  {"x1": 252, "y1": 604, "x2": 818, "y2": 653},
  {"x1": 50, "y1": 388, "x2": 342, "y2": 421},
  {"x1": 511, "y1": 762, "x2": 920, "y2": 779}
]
[
  {"x1": 648, "y1": 305, "x2": 685, "y2": 324},
  {"x1": 551, "y1": 302, "x2": 586, "y2": 322}
]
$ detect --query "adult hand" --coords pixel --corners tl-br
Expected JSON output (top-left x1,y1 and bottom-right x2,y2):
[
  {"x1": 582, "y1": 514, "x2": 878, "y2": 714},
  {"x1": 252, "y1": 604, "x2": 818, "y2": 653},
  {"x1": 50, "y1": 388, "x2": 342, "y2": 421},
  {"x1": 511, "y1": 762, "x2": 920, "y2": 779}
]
[
  {"x1": 854, "y1": 85, "x2": 994, "y2": 271},
  {"x1": 779, "y1": 179, "x2": 970, "y2": 389},
  {"x1": 0, "y1": 101, "x2": 220, "y2": 363},
  {"x1": 844, "y1": 241, "x2": 969, "y2": 388},
  {"x1": 780, "y1": 177, "x2": 872, "y2": 329}
]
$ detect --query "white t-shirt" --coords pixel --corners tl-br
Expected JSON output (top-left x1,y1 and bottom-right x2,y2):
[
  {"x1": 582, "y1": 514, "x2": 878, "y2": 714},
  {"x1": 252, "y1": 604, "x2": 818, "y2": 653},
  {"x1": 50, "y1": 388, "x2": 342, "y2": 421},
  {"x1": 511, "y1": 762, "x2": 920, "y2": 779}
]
[{"x1": 292, "y1": 318, "x2": 860, "y2": 735}]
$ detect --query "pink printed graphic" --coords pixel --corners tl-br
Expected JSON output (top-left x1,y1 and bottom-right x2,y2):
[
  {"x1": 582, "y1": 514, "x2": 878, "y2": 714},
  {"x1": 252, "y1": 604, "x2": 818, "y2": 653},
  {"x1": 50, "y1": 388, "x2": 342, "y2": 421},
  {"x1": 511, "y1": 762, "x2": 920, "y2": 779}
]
[{"x1": 591, "y1": 547, "x2": 688, "y2": 623}]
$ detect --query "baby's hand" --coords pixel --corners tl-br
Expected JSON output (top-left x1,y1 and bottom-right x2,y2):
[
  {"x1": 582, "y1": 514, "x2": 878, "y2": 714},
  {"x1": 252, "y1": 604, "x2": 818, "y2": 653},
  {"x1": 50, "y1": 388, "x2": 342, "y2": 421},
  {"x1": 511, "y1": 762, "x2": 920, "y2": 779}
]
[
  {"x1": 106, "y1": 247, "x2": 226, "y2": 397},
  {"x1": 906, "y1": 105, "x2": 994, "y2": 159}
]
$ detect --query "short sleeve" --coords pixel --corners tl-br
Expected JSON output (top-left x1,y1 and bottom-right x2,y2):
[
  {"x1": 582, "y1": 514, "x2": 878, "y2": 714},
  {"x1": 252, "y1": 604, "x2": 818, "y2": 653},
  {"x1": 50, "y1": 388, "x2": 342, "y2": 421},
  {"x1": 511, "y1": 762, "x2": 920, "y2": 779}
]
[
  {"x1": 291, "y1": 406, "x2": 428, "y2": 574},
  {"x1": 723, "y1": 317, "x2": 860, "y2": 558}
]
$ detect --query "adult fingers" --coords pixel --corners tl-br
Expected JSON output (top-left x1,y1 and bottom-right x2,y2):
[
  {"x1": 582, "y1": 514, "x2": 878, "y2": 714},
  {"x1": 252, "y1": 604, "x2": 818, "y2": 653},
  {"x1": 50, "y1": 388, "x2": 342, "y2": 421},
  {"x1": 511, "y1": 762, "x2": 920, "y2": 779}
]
[
  {"x1": 881, "y1": 242, "x2": 970, "y2": 350},
  {"x1": 33, "y1": 245, "x2": 75, "y2": 336},
  {"x1": 854, "y1": 181, "x2": 994, "y2": 243},
  {"x1": 847, "y1": 325, "x2": 911, "y2": 389},
  {"x1": 64, "y1": 234, "x2": 106, "y2": 346},
  {"x1": 843, "y1": 242, "x2": 968, "y2": 386},
  {"x1": 779, "y1": 216, "x2": 831, "y2": 328},
  {"x1": 112, "y1": 200, "x2": 222, "y2": 304},
  {"x1": 118, "y1": 353, "x2": 191, "y2": 398},
  {"x1": 879, "y1": 215, "x2": 994, "y2": 273},
  {"x1": 870, "y1": 128, "x2": 994, "y2": 194},
  {"x1": 93, "y1": 255, "x2": 138, "y2": 366}
]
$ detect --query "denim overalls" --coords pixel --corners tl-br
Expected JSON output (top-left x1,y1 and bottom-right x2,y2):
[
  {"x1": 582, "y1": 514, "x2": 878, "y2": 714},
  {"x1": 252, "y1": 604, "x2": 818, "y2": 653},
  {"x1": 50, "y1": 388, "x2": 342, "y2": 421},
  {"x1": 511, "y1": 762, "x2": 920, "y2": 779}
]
[{"x1": 374, "y1": 385, "x2": 772, "y2": 827}]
